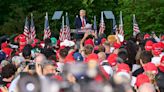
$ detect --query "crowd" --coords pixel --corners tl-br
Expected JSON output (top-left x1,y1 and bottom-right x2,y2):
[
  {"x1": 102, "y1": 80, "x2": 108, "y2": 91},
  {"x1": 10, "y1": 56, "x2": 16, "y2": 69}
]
[{"x1": 0, "y1": 29, "x2": 164, "y2": 92}]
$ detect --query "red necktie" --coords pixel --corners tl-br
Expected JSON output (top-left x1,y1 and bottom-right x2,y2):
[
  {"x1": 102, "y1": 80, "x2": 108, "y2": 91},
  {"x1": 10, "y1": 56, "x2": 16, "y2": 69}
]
[{"x1": 82, "y1": 18, "x2": 85, "y2": 27}]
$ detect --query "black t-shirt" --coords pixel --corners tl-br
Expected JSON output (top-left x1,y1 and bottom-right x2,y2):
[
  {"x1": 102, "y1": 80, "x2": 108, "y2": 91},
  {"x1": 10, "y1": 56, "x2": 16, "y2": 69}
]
[
  {"x1": 156, "y1": 68, "x2": 164, "y2": 92},
  {"x1": 132, "y1": 67, "x2": 144, "y2": 77},
  {"x1": 106, "y1": 53, "x2": 110, "y2": 58}
]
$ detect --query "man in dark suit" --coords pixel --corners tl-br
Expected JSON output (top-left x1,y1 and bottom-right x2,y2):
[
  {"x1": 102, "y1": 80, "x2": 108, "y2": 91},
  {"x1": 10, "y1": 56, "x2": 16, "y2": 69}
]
[{"x1": 75, "y1": 9, "x2": 89, "y2": 29}]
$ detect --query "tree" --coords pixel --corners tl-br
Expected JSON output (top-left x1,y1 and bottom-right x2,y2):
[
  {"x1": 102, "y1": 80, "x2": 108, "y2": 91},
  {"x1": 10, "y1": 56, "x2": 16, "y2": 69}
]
[{"x1": 0, "y1": 0, "x2": 163, "y2": 39}]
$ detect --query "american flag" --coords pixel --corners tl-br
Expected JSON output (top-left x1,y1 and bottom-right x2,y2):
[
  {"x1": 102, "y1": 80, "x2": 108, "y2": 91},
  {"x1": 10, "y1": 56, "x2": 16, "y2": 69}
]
[
  {"x1": 23, "y1": 17, "x2": 30, "y2": 38},
  {"x1": 30, "y1": 13, "x2": 36, "y2": 40},
  {"x1": 59, "y1": 13, "x2": 71, "y2": 41},
  {"x1": 133, "y1": 14, "x2": 140, "y2": 37},
  {"x1": 60, "y1": 26, "x2": 70, "y2": 41},
  {"x1": 43, "y1": 12, "x2": 51, "y2": 40},
  {"x1": 59, "y1": 16, "x2": 65, "y2": 41},
  {"x1": 59, "y1": 27, "x2": 64, "y2": 41},
  {"x1": 99, "y1": 12, "x2": 105, "y2": 35},
  {"x1": 119, "y1": 11, "x2": 124, "y2": 35},
  {"x1": 65, "y1": 12, "x2": 71, "y2": 40}
]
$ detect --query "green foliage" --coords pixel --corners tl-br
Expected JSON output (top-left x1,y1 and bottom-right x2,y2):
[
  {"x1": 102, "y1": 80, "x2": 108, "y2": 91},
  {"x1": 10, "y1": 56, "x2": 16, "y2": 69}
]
[
  {"x1": 0, "y1": 0, "x2": 163, "y2": 39},
  {"x1": 117, "y1": 0, "x2": 164, "y2": 38}
]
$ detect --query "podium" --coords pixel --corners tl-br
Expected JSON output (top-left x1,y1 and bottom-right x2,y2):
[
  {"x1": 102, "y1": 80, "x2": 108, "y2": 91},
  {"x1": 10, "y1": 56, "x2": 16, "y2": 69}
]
[
  {"x1": 71, "y1": 29, "x2": 93, "y2": 33},
  {"x1": 70, "y1": 29, "x2": 94, "y2": 39}
]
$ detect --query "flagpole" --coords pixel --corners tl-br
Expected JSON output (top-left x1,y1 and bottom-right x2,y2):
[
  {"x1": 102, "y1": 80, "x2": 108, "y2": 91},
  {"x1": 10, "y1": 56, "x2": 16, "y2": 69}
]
[
  {"x1": 94, "y1": 15, "x2": 97, "y2": 30},
  {"x1": 101, "y1": 11, "x2": 104, "y2": 23},
  {"x1": 94, "y1": 15, "x2": 98, "y2": 37},
  {"x1": 46, "y1": 12, "x2": 48, "y2": 17},
  {"x1": 133, "y1": 14, "x2": 135, "y2": 23},
  {"x1": 31, "y1": 13, "x2": 33, "y2": 18},
  {"x1": 44, "y1": 12, "x2": 47, "y2": 40},
  {"x1": 65, "y1": 12, "x2": 69, "y2": 26},
  {"x1": 66, "y1": 12, "x2": 67, "y2": 26},
  {"x1": 75, "y1": 15, "x2": 78, "y2": 40},
  {"x1": 30, "y1": 13, "x2": 33, "y2": 40},
  {"x1": 66, "y1": 12, "x2": 68, "y2": 16},
  {"x1": 120, "y1": 11, "x2": 122, "y2": 26},
  {"x1": 61, "y1": 16, "x2": 64, "y2": 41},
  {"x1": 62, "y1": 16, "x2": 64, "y2": 29}
]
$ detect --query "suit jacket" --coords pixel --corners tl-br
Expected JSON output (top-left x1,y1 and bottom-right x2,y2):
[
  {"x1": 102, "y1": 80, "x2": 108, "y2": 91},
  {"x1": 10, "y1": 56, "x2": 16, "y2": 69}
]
[{"x1": 75, "y1": 16, "x2": 89, "y2": 29}]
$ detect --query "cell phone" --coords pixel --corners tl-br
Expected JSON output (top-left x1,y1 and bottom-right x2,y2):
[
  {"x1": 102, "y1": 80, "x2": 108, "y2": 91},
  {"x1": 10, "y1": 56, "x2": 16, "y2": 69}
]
[{"x1": 28, "y1": 62, "x2": 35, "y2": 70}]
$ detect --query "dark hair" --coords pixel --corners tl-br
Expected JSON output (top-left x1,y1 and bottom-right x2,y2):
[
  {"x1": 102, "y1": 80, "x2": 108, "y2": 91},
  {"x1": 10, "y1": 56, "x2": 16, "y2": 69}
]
[
  {"x1": 118, "y1": 49, "x2": 128, "y2": 61},
  {"x1": 98, "y1": 45, "x2": 105, "y2": 52},
  {"x1": 86, "y1": 35, "x2": 94, "y2": 40},
  {"x1": 140, "y1": 50, "x2": 152, "y2": 64},
  {"x1": 59, "y1": 48, "x2": 68, "y2": 59},
  {"x1": 135, "y1": 33, "x2": 143, "y2": 42},
  {"x1": 126, "y1": 40, "x2": 137, "y2": 68},
  {"x1": 84, "y1": 44, "x2": 93, "y2": 56},
  {"x1": 41, "y1": 48, "x2": 55, "y2": 59},
  {"x1": 44, "y1": 38, "x2": 51, "y2": 48},
  {"x1": 22, "y1": 44, "x2": 32, "y2": 59},
  {"x1": 1, "y1": 64, "x2": 17, "y2": 78}
]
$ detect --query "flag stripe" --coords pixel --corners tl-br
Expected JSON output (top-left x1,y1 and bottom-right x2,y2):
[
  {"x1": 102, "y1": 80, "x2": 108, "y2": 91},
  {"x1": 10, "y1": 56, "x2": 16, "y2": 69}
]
[
  {"x1": 99, "y1": 12, "x2": 105, "y2": 35},
  {"x1": 59, "y1": 14, "x2": 71, "y2": 41},
  {"x1": 119, "y1": 11, "x2": 124, "y2": 35},
  {"x1": 30, "y1": 14, "x2": 36, "y2": 40},
  {"x1": 43, "y1": 14, "x2": 51, "y2": 40},
  {"x1": 133, "y1": 14, "x2": 140, "y2": 36},
  {"x1": 23, "y1": 17, "x2": 30, "y2": 39}
]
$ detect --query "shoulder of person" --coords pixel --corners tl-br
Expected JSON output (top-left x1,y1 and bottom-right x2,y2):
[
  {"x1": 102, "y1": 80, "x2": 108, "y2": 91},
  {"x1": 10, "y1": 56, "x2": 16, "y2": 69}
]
[{"x1": 132, "y1": 67, "x2": 144, "y2": 77}]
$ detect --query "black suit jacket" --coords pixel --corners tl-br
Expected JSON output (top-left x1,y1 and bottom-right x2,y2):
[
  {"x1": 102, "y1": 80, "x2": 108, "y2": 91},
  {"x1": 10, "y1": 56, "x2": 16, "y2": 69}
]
[{"x1": 74, "y1": 16, "x2": 89, "y2": 29}]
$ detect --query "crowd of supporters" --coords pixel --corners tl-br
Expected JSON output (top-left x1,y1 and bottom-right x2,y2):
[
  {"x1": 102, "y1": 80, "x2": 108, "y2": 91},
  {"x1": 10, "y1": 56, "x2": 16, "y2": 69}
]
[{"x1": 0, "y1": 30, "x2": 164, "y2": 92}]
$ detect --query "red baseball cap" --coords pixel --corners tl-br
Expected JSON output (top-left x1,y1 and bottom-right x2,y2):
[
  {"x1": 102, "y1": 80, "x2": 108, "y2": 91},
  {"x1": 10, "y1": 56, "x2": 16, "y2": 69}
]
[
  {"x1": 19, "y1": 45, "x2": 25, "y2": 52},
  {"x1": 152, "y1": 43, "x2": 162, "y2": 56},
  {"x1": 107, "y1": 53, "x2": 117, "y2": 66},
  {"x1": 161, "y1": 35, "x2": 164, "y2": 41},
  {"x1": 2, "y1": 48, "x2": 13, "y2": 57},
  {"x1": 101, "y1": 38, "x2": 107, "y2": 44},
  {"x1": 145, "y1": 40, "x2": 153, "y2": 51},
  {"x1": 31, "y1": 39, "x2": 39, "y2": 47},
  {"x1": 64, "y1": 52, "x2": 75, "y2": 63},
  {"x1": 1, "y1": 42, "x2": 8, "y2": 49},
  {"x1": 19, "y1": 37, "x2": 26, "y2": 46},
  {"x1": 136, "y1": 74, "x2": 150, "y2": 87},
  {"x1": 85, "y1": 53, "x2": 98, "y2": 63},
  {"x1": 117, "y1": 63, "x2": 130, "y2": 73},
  {"x1": 84, "y1": 38, "x2": 94, "y2": 47},
  {"x1": 57, "y1": 40, "x2": 60, "y2": 46},
  {"x1": 144, "y1": 33, "x2": 150, "y2": 40},
  {"x1": 159, "y1": 56, "x2": 164, "y2": 72},
  {"x1": 158, "y1": 42, "x2": 164, "y2": 50},
  {"x1": 161, "y1": 55, "x2": 164, "y2": 63},
  {"x1": 113, "y1": 42, "x2": 121, "y2": 49},
  {"x1": 52, "y1": 75, "x2": 63, "y2": 81},
  {"x1": 143, "y1": 62, "x2": 158, "y2": 74}
]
